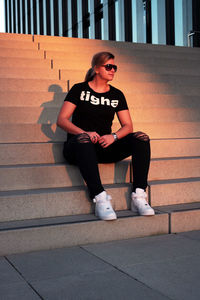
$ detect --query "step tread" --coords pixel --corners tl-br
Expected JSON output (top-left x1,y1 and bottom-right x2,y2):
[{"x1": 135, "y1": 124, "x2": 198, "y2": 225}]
[{"x1": 0, "y1": 210, "x2": 141, "y2": 231}]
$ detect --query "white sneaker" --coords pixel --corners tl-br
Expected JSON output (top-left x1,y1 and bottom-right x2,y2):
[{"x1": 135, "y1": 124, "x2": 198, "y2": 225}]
[
  {"x1": 131, "y1": 188, "x2": 155, "y2": 216},
  {"x1": 93, "y1": 191, "x2": 117, "y2": 221}
]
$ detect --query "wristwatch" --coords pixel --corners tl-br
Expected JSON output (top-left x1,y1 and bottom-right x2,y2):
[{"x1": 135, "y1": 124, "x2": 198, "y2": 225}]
[{"x1": 112, "y1": 133, "x2": 118, "y2": 142}]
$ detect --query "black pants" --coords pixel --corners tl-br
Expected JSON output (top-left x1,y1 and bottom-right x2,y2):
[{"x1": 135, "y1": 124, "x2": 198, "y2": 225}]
[{"x1": 63, "y1": 133, "x2": 151, "y2": 199}]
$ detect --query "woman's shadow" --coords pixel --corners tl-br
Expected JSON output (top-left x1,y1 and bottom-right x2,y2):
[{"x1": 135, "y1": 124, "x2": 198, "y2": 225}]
[
  {"x1": 38, "y1": 84, "x2": 67, "y2": 142},
  {"x1": 37, "y1": 83, "x2": 85, "y2": 187}
]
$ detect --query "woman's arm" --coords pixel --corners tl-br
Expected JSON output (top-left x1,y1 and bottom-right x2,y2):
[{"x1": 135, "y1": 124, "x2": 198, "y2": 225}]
[
  {"x1": 57, "y1": 101, "x2": 85, "y2": 135},
  {"x1": 57, "y1": 101, "x2": 100, "y2": 142},
  {"x1": 98, "y1": 109, "x2": 133, "y2": 148},
  {"x1": 115, "y1": 109, "x2": 133, "y2": 139}
]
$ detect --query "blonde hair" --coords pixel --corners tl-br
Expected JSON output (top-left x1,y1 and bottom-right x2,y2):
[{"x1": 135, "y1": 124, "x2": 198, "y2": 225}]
[{"x1": 85, "y1": 51, "x2": 115, "y2": 82}]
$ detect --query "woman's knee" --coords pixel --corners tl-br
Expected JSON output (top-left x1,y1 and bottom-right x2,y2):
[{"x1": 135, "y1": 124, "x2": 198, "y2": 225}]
[
  {"x1": 132, "y1": 131, "x2": 150, "y2": 142},
  {"x1": 76, "y1": 133, "x2": 91, "y2": 143}
]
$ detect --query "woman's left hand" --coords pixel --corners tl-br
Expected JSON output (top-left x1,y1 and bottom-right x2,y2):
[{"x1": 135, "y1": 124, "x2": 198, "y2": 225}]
[{"x1": 99, "y1": 134, "x2": 115, "y2": 148}]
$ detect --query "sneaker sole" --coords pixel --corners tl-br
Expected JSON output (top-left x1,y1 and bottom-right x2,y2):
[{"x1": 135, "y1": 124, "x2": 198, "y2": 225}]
[{"x1": 95, "y1": 213, "x2": 117, "y2": 221}]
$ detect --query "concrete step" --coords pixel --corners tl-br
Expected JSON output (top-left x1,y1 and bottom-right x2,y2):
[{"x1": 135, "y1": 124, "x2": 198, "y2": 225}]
[
  {"x1": 0, "y1": 142, "x2": 64, "y2": 165},
  {"x1": 149, "y1": 157, "x2": 200, "y2": 182},
  {"x1": 61, "y1": 64, "x2": 200, "y2": 77},
  {"x1": 126, "y1": 94, "x2": 200, "y2": 109},
  {"x1": 0, "y1": 123, "x2": 66, "y2": 142},
  {"x1": 0, "y1": 184, "x2": 132, "y2": 222},
  {"x1": 0, "y1": 57, "x2": 51, "y2": 68},
  {"x1": 68, "y1": 78, "x2": 200, "y2": 96},
  {"x1": 0, "y1": 91, "x2": 199, "y2": 110},
  {"x1": 0, "y1": 39, "x2": 37, "y2": 50},
  {"x1": 0, "y1": 67, "x2": 60, "y2": 80},
  {"x1": 0, "y1": 91, "x2": 66, "y2": 107},
  {"x1": 151, "y1": 139, "x2": 200, "y2": 159},
  {"x1": 47, "y1": 51, "x2": 200, "y2": 68},
  {"x1": 0, "y1": 48, "x2": 44, "y2": 59},
  {"x1": 61, "y1": 69, "x2": 200, "y2": 85},
  {"x1": 1, "y1": 78, "x2": 200, "y2": 95},
  {"x1": 155, "y1": 202, "x2": 200, "y2": 233},
  {"x1": 33, "y1": 34, "x2": 200, "y2": 55},
  {"x1": 0, "y1": 139, "x2": 200, "y2": 166},
  {"x1": 0, "y1": 32, "x2": 33, "y2": 41},
  {"x1": 0, "y1": 122, "x2": 200, "y2": 143},
  {"x1": 53, "y1": 57, "x2": 200, "y2": 74},
  {"x1": 150, "y1": 178, "x2": 200, "y2": 207},
  {"x1": 0, "y1": 177, "x2": 199, "y2": 222},
  {"x1": 44, "y1": 47, "x2": 200, "y2": 61},
  {"x1": 0, "y1": 157, "x2": 199, "y2": 192},
  {"x1": 0, "y1": 159, "x2": 131, "y2": 191},
  {"x1": 0, "y1": 211, "x2": 168, "y2": 256},
  {"x1": 0, "y1": 78, "x2": 68, "y2": 92},
  {"x1": 0, "y1": 107, "x2": 199, "y2": 124}
]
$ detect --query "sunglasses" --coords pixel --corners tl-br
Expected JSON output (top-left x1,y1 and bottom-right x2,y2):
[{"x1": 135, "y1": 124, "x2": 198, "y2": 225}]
[{"x1": 102, "y1": 64, "x2": 118, "y2": 72}]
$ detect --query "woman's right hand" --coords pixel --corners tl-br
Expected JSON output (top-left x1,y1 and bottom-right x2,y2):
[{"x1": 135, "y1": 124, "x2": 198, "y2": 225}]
[{"x1": 86, "y1": 132, "x2": 100, "y2": 144}]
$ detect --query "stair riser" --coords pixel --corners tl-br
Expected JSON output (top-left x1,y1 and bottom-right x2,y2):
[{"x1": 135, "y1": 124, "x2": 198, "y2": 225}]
[
  {"x1": 0, "y1": 58, "x2": 51, "y2": 68},
  {"x1": 0, "y1": 92, "x2": 66, "y2": 107},
  {"x1": 0, "y1": 48, "x2": 44, "y2": 58},
  {"x1": 0, "y1": 185, "x2": 131, "y2": 222},
  {"x1": 0, "y1": 158, "x2": 199, "y2": 191},
  {"x1": 1, "y1": 123, "x2": 200, "y2": 143},
  {"x1": 1, "y1": 139, "x2": 200, "y2": 166},
  {"x1": 44, "y1": 48, "x2": 200, "y2": 61},
  {"x1": 0, "y1": 79, "x2": 68, "y2": 92},
  {"x1": 0, "y1": 68, "x2": 59, "y2": 80},
  {"x1": 149, "y1": 158, "x2": 200, "y2": 182},
  {"x1": 1, "y1": 107, "x2": 200, "y2": 124},
  {"x1": 171, "y1": 210, "x2": 200, "y2": 233},
  {"x1": 0, "y1": 40, "x2": 37, "y2": 49},
  {"x1": 150, "y1": 180, "x2": 200, "y2": 206},
  {"x1": 53, "y1": 59, "x2": 200, "y2": 73},
  {"x1": 33, "y1": 35, "x2": 200, "y2": 54},
  {"x1": 0, "y1": 161, "x2": 131, "y2": 191},
  {"x1": 0, "y1": 92, "x2": 199, "y2": 109},
  {"x1": 61, "y1": 70, "x2": 200, "y2": 85},
  {"x1": 48, "y1": 54, "x2": 200, "y2": 69},
  {"x1": 0, "y1": 33, "x2": 33, "y2": 41},
  {"x1": 1, "y1": 79, "x2": 200, "y2": 95},
  {"x1": 0, "y1": 214, "x2": 168, "y2": 256}
]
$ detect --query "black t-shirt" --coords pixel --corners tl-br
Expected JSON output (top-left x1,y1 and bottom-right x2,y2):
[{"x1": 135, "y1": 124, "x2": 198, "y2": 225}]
[{"x1": 64, "y1": 81, "x2": 128, "y2": 139}]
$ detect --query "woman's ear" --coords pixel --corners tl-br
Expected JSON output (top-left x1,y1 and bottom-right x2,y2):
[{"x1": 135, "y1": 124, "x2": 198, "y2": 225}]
[{"x1": 94, "y1": 65, "x2": 99, "y2": 74}]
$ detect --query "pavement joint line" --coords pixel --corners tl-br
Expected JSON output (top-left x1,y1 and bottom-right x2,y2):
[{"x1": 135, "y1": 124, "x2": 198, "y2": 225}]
[
  {"x1": 169, "y1": 213, "x2": 171, "y2": 234},
  {"x1": 80, "y1": 245, "x2": 173, "y2": 300},
  {"x1": 4, "y1": 256, "x2": 44, "y2": 300}
]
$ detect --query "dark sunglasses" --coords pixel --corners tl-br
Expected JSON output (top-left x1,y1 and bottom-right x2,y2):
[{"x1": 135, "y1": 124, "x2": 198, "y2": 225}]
[{"x1": 102, "y1": 64, "x2": 118, "y2": 72}]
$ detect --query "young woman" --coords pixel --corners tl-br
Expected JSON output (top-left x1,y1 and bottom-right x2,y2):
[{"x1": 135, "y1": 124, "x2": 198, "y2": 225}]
[{"x1": 57, "y1": 51, "x2": 155, "y2": 221}]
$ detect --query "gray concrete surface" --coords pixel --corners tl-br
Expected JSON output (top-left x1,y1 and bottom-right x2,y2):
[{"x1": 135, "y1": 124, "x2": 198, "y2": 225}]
[{"x1": 1, "y1": 231, "x2": 200, "y2": 300}]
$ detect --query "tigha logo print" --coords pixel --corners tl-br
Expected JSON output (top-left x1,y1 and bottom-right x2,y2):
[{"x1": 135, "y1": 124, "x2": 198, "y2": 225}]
[{"x1": 80, "y1": 91, "x2": 119, "y2": 108}]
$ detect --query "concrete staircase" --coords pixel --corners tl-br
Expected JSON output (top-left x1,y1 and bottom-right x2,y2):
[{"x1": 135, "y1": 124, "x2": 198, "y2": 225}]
[{"x1": 0, "y1": 33, "x2": 200, "y2": 255}]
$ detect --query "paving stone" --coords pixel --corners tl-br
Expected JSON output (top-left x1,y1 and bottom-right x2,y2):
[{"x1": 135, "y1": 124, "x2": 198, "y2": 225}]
[
  {"x1": 30, "y1": 269, "x2": 170, "y2": 300},
  {"x1": 7, "y1": 247, "x2": 113, "y2": 281},
  {"x1": 83, "y1": 234, "x2": 200, "y2": 267},
  {"x1": 178, "y1": 230, "x2": 200, "y2": 242},
  {"x1": 0, "y1": 257, "x2": 23, "y2": 285},
  {"x1": 0, "y1": 282, "x2": 40, "y2": 300},
  {"x1": 121, "y1": 255, "x2": 200, "y2": 300}
]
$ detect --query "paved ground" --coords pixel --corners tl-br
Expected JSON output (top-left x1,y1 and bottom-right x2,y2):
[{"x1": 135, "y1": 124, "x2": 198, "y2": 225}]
[{"x1": 1, "y1": 230, "x2": 200, "y2": 300}]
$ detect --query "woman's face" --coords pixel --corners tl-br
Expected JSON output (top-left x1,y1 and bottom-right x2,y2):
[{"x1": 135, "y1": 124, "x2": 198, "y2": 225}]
[{"x1": 95, "y1": 58, "x2": 117, "y2": 82}]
